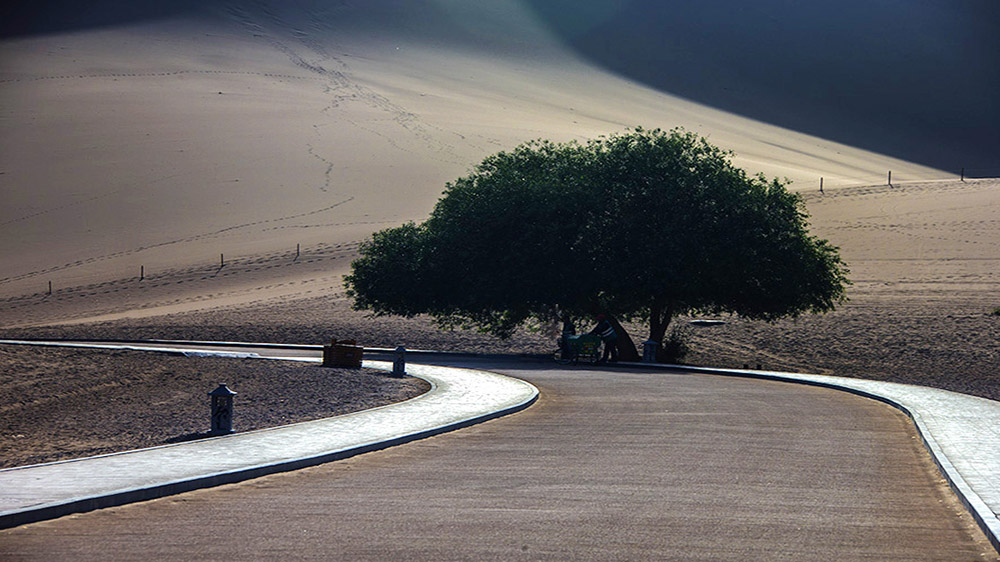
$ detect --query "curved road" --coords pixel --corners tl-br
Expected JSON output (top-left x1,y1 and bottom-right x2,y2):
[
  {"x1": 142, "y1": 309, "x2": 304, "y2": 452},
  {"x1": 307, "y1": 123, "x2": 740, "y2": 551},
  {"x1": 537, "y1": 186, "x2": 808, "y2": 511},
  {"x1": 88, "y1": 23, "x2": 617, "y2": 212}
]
[{"x1": 1, "y1": 355, "x2": 996, "y2": 560}]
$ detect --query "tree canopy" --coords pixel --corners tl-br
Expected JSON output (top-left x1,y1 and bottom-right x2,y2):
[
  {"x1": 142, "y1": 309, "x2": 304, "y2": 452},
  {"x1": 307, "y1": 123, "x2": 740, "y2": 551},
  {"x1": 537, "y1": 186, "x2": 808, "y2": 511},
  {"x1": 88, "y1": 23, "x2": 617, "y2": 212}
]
[{"x1": 345, "y1": 128, "x2": 849, "y2": 360}]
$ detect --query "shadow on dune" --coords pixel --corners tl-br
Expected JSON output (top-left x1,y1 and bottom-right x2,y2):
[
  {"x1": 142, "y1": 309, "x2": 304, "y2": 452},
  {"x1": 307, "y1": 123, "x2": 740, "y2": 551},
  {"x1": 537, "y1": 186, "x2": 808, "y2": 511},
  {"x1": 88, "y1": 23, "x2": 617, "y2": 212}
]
[
  {"x1": 525, "y1": 0, "x2": 1000, "y2": 175},
  {"x1": 4, "y1": 1, "x2": 997, "y2": 175},
  {"x1": 1, "y1": 0, "x2": 214, "y2": 38}
]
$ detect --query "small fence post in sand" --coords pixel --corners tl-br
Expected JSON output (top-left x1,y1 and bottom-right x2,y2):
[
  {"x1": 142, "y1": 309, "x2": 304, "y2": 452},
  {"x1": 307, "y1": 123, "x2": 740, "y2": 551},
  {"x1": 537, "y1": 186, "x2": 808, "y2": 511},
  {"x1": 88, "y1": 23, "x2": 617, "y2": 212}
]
[
  {"x1": 209, "y1": 383, "x2": 237, "y2": 435},
  {"x1": 820, "y1": 177, "x2": 824, "y2": 194},
  {"x1": 140, "y1": 265, "x2": 144, "y2": 281},
  {"x1": 961, "y1": 167, "x2": 965, "y2": 182},
  {"x1": 393, "y1": 346, "x2": 406, "y2": 377},
  {"x1": 888, "y1": 170, "x2": 892, "y2": 187},
  {"x1": 220, "y1": 253, "x2": 225, "y2": 269},
  {"x1": 47, "y1": 281, "x2": 52, "y2": 295},
  {"x1": 295, "y1": 243, "x2": 300, "y2": 261}
]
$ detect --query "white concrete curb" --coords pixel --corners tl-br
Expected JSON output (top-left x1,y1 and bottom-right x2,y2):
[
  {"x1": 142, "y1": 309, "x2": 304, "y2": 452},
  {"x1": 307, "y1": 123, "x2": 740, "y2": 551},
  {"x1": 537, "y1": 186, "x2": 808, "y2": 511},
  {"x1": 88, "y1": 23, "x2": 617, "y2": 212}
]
[
  {"x1": 0, "y1": 359, "x2": 538, "y2": 529},
  {"x1": 624, "y1": 361, "x2": 1000, "y2": 551}
]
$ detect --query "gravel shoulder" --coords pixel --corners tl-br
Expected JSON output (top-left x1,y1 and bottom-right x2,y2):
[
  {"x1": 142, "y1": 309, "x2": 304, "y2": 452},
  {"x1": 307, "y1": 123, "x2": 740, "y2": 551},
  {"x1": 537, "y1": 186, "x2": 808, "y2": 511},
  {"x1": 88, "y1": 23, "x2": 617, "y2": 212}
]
[{"x1": 0, "y1": 346, "x2": 428, "y2": 468}]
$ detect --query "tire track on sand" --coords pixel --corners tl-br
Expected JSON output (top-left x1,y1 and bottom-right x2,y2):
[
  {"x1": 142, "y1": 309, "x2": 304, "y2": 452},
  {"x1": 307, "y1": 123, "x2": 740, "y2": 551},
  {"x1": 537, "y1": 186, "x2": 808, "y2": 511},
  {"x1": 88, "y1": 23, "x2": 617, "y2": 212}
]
[
  {"x1": 0, "y1": 197, "x2": 354, "y2": 287},
  {"x1": 225, "y1": 2, "x2": 465, "y2": 163}
]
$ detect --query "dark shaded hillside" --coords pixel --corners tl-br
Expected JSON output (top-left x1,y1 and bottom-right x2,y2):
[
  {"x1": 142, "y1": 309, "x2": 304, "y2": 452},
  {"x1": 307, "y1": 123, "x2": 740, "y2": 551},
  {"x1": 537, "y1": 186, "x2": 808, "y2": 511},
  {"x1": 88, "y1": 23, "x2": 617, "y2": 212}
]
[
  {"x1": 527, "y1": 0, "x2": 1000, "y2": 175},
  {"x1": 0, "y1": 0, "x2": 208, "y2": 37},
  {"x1": 4, "y1": 0, "x2": 997, "y2": 175}
]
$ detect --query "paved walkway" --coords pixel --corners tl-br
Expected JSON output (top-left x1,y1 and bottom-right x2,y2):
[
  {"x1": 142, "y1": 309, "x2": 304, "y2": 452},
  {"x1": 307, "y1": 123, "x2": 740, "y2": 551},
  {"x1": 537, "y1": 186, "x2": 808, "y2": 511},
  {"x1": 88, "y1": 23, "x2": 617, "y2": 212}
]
[
  {"x1": 653, "y1": 362, "x2": 1000, "y2": 551},
  {"x1": 0, "y1": 345, "x2": 537, "y2": 528},
  {"x1": 0, "y1": 341, "x2": 998, "y2": 559}
]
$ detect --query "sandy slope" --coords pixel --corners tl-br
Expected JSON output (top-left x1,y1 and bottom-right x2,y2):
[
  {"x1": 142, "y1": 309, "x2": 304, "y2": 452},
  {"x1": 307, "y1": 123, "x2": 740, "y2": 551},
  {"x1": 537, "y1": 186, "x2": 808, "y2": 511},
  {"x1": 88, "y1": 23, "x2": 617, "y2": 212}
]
[
  {"x1": 0, "y1": 1, "x2": 959, "y2": 320},
  {"x1": 5, "y1": 179, "x2": 996, "y2": 403},
  {"x1": 530, "y1": 0, "x2": 1000, "y2": 174}
]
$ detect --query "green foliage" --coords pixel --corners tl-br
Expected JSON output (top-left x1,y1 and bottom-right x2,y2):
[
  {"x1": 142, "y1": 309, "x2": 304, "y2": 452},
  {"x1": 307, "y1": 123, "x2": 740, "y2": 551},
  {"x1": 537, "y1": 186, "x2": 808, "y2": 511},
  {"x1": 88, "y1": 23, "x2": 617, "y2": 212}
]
[
  {"x1": 659, "y1": 325, "x2": 691, "y2": 363},
  {"x1": 991, "y1": 307, "x2": 1000, "y2": 317},
  {"x1": 345, "y1": 128, "x2": 850, "y2": 347},
  {"x1": 344, "y1": 223, "x2": 432, "y2": 317}
]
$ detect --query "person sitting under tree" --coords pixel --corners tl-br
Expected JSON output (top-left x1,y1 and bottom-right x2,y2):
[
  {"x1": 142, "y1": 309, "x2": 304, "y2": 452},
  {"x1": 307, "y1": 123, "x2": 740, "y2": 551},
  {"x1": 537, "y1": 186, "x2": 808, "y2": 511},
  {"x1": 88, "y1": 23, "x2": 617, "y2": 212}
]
[
  {"x1": 589, "y1": 314, "x2": 618, "y2": 363},
  {"x1": 559, "y1": 314, "x2": 577, "y2": 360}
]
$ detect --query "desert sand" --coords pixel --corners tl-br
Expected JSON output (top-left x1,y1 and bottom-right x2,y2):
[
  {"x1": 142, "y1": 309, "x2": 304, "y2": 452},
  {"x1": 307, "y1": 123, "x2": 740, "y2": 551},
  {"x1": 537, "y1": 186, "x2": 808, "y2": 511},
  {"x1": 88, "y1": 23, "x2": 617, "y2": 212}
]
[
  {"x1": 2, "y1": 0, "x2": 974, "y2": 313},
  {"x1": 1, "y1": 3, "x2": 998, "y2": 459},
  {"x1": 3, "y1": 177, "x2": 997, "y2": 469}
]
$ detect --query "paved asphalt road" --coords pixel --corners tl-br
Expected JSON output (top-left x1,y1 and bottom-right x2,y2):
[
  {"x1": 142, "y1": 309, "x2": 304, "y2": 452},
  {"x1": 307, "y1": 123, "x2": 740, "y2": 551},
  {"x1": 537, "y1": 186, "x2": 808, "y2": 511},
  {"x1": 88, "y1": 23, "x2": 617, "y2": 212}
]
[{"x1": 1, "y1": 357, "x2": 996, "y2": 560}]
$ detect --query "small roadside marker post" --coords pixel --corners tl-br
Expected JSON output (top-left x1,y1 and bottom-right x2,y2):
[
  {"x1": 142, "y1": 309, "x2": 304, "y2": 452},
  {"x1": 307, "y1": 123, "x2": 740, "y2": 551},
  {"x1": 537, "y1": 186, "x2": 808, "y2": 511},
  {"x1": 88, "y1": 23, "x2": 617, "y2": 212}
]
[
  {"x1": 209, "y1": 384, "x2": 237, "y2": 435},
  {"x1": 393, "y1": 346, "x2": 406, "y2": 377}
]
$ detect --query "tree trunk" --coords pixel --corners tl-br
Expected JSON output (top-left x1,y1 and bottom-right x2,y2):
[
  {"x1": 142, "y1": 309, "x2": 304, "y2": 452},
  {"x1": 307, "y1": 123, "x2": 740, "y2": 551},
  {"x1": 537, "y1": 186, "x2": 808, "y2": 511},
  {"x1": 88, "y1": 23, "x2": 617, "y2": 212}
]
[
  {"x1": 608, "y1": 316, "x2": 639, "y2": 361},
  {"x1": 647, "y1": 300, "x2": 674, "y2": 362}
]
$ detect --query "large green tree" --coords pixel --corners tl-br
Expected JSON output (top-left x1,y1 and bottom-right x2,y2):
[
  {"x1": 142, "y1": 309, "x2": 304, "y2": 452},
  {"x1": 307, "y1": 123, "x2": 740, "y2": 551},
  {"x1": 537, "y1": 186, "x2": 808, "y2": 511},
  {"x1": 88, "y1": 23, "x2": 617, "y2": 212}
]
[{"x1": 345, "y1": 128, "x2": 849, "y2": 360}]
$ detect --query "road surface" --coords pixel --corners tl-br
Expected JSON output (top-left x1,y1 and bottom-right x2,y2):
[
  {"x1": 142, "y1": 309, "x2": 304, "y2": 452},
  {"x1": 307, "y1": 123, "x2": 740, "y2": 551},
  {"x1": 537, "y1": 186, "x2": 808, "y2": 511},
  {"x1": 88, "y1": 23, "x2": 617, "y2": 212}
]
[{"x1": 1, "y1": 355, "x2": 994, "y2": 560}]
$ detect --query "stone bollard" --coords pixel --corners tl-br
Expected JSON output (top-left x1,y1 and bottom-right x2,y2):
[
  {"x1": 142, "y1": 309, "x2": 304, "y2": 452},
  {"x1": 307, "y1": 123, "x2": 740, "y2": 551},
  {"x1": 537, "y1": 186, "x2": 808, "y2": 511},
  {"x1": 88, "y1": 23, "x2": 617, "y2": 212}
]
[
  {"x1": 209, "y1": 383, "x2": 237, "y2": 435},
  {"x1": 393, "y1": 346, "x2": 406, "y2": 377},
  {"x1": 642, "y1": 339, "x2": 659, "y2": 363}
]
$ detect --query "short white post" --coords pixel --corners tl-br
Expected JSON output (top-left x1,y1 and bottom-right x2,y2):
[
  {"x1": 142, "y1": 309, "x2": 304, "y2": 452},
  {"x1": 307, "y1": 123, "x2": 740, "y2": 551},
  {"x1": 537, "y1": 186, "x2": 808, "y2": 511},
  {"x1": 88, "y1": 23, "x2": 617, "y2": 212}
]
[
  {"x1": 393, "y1": 346, "x2": 406, "y2": 376},
  {"x1": 209, "y1": 383, "x2": 237, "y2": 435}
]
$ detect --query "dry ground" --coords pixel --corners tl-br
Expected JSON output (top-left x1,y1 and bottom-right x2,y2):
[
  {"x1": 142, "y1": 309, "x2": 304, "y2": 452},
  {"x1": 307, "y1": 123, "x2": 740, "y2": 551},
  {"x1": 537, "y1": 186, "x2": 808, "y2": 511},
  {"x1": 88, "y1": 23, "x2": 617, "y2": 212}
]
[
  {"x1": 0, "y1": 346, "x2": 427, "y2": 468},
  {"x1": 2, "y1": 180, "x2": 998, "y2": 468},
  {"x1": 3, "y1": 278, "x2": 997, "y2": 405}
]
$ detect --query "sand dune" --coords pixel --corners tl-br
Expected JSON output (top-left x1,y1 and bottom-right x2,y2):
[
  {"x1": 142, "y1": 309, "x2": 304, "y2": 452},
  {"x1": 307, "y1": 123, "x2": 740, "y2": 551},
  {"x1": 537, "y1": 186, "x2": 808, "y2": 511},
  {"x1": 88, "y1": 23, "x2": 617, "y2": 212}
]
[
  {"x1": 0, "y1": 1, "x2": 986, "y2": 323},
  {"x1": 528, "y1": 0, "x2": 1000, "y2": 174}
]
